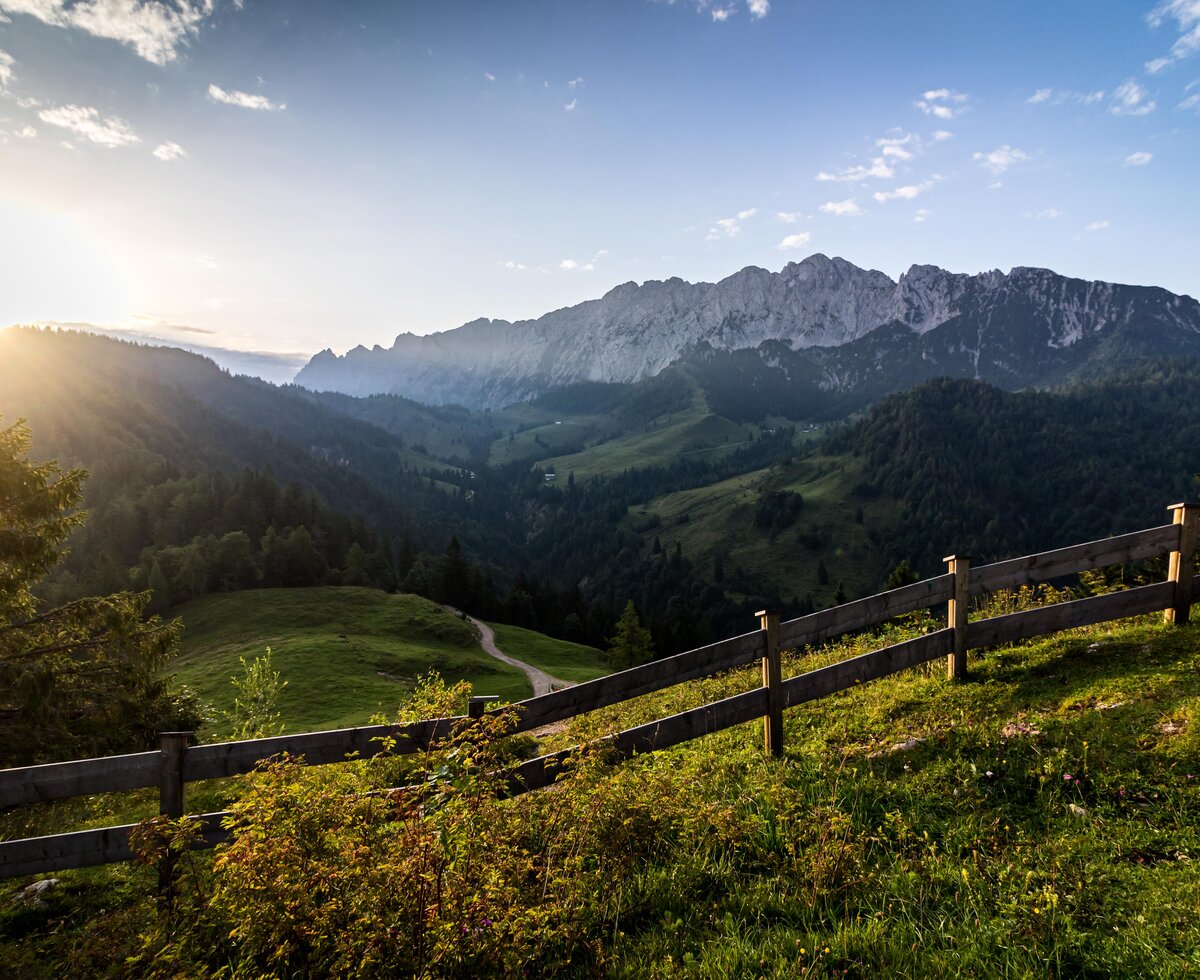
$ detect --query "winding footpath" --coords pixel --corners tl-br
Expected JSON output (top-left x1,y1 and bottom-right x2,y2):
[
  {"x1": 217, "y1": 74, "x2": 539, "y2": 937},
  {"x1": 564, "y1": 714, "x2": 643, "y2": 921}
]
[{"x1": 457, "y1": 611, "x2": 572, "y2": 698}]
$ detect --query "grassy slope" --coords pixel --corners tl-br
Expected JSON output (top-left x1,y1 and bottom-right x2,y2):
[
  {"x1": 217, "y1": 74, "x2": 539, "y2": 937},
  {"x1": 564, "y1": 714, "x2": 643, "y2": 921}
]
[
  {"x1": 6, "y1": 611, "x2": 1200, "y2": 976},
  {"x1": 629, "y1": 453, "x2": 895, "y2": 603},
  {"x1": 173, "y1": 587, "x2": 533, "y2": 733},
  {"x1": 487, "y1": 622, "x2": 611, "y2": 683}
]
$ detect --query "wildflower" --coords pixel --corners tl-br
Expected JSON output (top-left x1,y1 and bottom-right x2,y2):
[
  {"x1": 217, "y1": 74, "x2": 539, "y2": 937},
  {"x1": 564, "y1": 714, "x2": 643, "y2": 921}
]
[{"x1": 1063, "y1": 773, "x2": 1073, "y2": 781}]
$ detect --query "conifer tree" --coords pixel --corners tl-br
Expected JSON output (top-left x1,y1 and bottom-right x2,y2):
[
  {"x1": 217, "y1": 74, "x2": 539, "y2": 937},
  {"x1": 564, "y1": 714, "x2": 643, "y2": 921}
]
[
  {"x1": 607, "y1": 599, "x2": 654, "y2": 670},
  {"x1": 0, "y1": 419, "x2": 200, "y2": 765}
]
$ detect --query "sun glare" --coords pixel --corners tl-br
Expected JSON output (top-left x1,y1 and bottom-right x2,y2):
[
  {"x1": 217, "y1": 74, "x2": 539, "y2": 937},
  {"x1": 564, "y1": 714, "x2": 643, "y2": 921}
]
[{"x1": 0, "y1": 200, "x2": 132, "y2": 329}]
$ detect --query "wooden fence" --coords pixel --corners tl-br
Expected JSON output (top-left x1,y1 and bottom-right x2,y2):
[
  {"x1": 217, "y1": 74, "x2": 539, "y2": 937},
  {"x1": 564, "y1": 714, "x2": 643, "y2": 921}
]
[{"x1": 2, "y1": 503, "x2": 1196, "y2": 881}]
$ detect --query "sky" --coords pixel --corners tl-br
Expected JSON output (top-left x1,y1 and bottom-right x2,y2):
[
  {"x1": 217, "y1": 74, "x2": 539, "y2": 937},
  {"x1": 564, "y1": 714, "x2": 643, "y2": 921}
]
[{"x1": 1, "y1": 0, "x2": 1198, "y2": 382}]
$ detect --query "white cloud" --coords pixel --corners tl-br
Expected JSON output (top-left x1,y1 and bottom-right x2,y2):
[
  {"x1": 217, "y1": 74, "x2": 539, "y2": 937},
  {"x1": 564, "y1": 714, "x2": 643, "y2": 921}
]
[
  {"x1": 776, "y1": 232, "x2": 812, "y2": 250},
  {"x1": 484, "y1": 71, "x2": 496, "y2": 82},
  {"x1": 0, "y1": 0, "x2": 224, "y2": 66},
  {"x1": 208, "y1": 84, "x2": 286, "y2": 111},
  {"x1": 1025, "y1": 207, "x2": 1063, "y2": 219},
  {"x1": 1110, "y1": 79, "x2": 1157, "y2": 115},
  {"x1": 876, "y1": 133, "x2": 915, "y2": 159},
  {"x1": 709, "y1": 208, "x2": 757, "y2": 238},
  {"x1": 567, "y1": 77, "x2": 583, "y2": 88},
  {"x1": 564, "y1": 98, "x2": 577, "y2": 111},
  {"x1": 931, "y1": 129, "x2": 953, "y2": 141},
  {"x1": 15, "y1": 123, "x2": 35, "y2": 138},
  {"x1": 1181, "y1": 87, "x2": 1200, "y2": 110},
  {"x1": 973, "y1": 144, "x2": 1031, "y2": 175},
  {"x1": 711, "y1": 5, "x2": 734, "y2": 21},
  {"x1": 559, "y1": 249, "x2": 608, "y2": 272},
  {"x1": 819, "y1": 198, "x2": 865, "y2": 217},
  {"x1": 747, "y1": 0, "x2": 769, "y2": 17},
  {"x1": 502, "y1": 260, "x2": 527, "y2": 271},
  {"x1": 1086, "y1": 220, "x2": 1111, "y2": 231},
  {"x1": 915, "y1": 88, "x2": 969, "y2": 119},
  {"x1": 1026, "y1": 88, "x2": 1107, "y2": 106},
  {"x1": 1123, "y1": 150, "x2": 1154, "y2": 166},
  {"x1": 152, "y1": 139, "x2": 185, "y2": 161},
  {"x1": 775, "y1": 211, "x2": 803, "y2": 223},
  {"x1": 873, "y1": 178, "x2": 937, "y2": 203},
  {"x1": 815, "y1": 157, "x2": 893, "y2": 182},
  {"x1": 38, "y1": 104, "x2": 139, "y2": 146},
  {"x1": 913, "y1": 208, "x2": 930, "y2": 224},
  {"x1": 1146, "y1": 0, "x2": 1200, "y2": 72},
  {"x1": 0, "y1": 47, "x2": 14, "y2": 88}
]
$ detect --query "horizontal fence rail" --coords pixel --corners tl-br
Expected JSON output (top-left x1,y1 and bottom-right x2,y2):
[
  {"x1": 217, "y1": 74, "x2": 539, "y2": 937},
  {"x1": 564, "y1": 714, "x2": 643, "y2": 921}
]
[{"x1": 2, "y1": 504, "x2": 1197, "y2": 881}]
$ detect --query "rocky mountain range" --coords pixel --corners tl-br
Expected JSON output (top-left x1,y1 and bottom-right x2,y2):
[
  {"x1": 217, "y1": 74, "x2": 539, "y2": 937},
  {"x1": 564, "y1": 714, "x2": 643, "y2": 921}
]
[{"x1": 294, "y1": 254, "x2": 1200, "y2": 412}]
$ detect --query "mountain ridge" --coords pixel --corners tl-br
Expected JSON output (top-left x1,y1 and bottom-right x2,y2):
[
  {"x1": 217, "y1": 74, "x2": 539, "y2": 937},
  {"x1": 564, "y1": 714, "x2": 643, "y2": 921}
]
[{"x1": 294, "y1": 254, "x2": 1200, "y2": 410}]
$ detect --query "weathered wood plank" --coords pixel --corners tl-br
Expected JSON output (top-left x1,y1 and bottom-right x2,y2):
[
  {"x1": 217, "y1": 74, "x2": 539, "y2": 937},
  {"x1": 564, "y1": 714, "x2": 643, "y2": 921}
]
[
  {"x1": 970, "y1": 524, "x2": 1180, "y2": 596},
  {"x1": 184, "y1": 717, "x2": 464, "y2": 781},
  {"x1": 966, "y1": 582, "x2": 1174, "y2": 649},
  {"x1": 505, "y1": 686, "x2": 770, "y2": 795},
  {"x1": 502, "y1": 629, "x2": 765, "y2": 733},
  {"x1": 781, "y1": 630, "x2": 953, "y2": 708},
  {"x1": 0, "y1": 811, "x2": 230, "y2": 879},
  {"x1": 777, "y1": 575, "x2": 954, "y2": 650},
  {"x1": 0, "y1": 752, "x2": 160, "y2": 808}
]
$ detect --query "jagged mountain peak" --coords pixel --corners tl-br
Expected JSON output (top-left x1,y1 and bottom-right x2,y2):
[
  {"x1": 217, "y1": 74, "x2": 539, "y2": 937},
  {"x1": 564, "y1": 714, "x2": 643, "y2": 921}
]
[{"x1": 294, "y1": 256, "x2": 1200, "y2": 409}]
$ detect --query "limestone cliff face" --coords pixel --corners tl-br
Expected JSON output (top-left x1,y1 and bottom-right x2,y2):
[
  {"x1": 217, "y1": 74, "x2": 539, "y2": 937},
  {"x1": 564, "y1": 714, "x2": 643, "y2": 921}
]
[{"x1": 294, "y1": 254, "x2": 1200, "y2": 409}]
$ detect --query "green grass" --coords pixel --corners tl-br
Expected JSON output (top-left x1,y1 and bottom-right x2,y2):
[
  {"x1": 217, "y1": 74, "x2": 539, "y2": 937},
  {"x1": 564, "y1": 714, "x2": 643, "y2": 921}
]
[
  {"x1": 487, "y1": 622, "x2": 611, "y2": 683},
  {"x1": 7, "y1": 608, "x2": 1200, "y2": 977},
  {"x1": 630, "y1": 453, "x2": 894, "y2": 604},
  {"x1": 173, "y1": 587, "x2": 532, "y2": 734}
]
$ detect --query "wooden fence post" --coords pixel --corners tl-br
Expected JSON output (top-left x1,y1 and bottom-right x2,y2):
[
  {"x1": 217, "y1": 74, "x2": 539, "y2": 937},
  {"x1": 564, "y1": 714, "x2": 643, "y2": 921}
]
[
  {"x1": 157, "y1": 731, "x2": 191, "y2": 897},
  {"x1": 468, "y1": 695, "x2": 499, "y2": 719},
  {"x1": 757, "y1": 609, "x2": 783, "y2": 757},
  {"x1": 945, "y1": 555, "x2": 970, "y2": 680},
  {"x1": 1165, "y1": 503, "x2": 1199, "y2": 626}
]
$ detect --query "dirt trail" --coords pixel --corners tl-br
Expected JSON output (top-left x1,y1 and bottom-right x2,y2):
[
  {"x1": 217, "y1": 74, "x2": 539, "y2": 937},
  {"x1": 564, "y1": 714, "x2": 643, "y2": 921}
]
[{"x1": 456, "y1": 611, "x2": 572, "y2": 698}]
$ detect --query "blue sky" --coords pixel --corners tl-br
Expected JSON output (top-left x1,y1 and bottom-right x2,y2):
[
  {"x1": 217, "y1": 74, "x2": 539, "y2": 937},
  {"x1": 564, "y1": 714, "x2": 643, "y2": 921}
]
[{"x1": 1, "y1": 0, "x2": 1198, "y2": 380}]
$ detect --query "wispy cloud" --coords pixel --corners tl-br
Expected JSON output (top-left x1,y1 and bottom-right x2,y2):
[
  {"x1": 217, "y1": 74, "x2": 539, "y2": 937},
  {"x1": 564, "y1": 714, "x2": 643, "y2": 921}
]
[
  {"x1": 484, "y1": 71, "x2": 496, "y2": 82},
  {"x1": 1025, "y1": 207, "x2": 1063, "y2": 219},
  {"x1": 1110, "y1": 79, "x2": 1156, "y2": 115},
  {"x1": 707, "y1": 208, "x2": 757, "y2": 239},
  {"x1": 776, "y1": 232, "x2": 812, "y2": 250},
  {"x1": 567, "y1": 77, "x2": 583, "y2": 88},
  {"x1": 876, "y1": 133, "x2": 915, "y2": 159},
  {"x1": 1123, "y1": 150, "x2": 1154, "y2": 166},
  {"x1": 152, "y1": 140, "x2": 186, "y2": 161},
  {"x1": 931, "y1": 129, "x2": 953, "y2": 141},
  {"x1": 564, "y1": 97, "x2": 577, "y2": 111},
  {"x1": 208, "y1": 84, "x2": 286, "y2": 111},
  {"x1": 747, "y1": 0, "x2": 769, "y2": 18},
  {"x1": 913, "y1": 208, "x2": 930, "y2": 224},
  {"x1": 815, "y1": 157, "x2": 893, "y2": 182},
  {"x1": 710, "y1": 5, "x2": 734, "y2": 21},
  {"x1": 502, "y1": 259, "x2": 528, "y2": 271},
  {"x1": 1146, "y1": 0, "x2": 1200, "y2": 72},
  {"x1": 775, "y1": 211, "x2": 803, "y2": 224},
  {"x1": 1086, "y1": 219, "x2": 1111, "y2": 231},
  {"x1": 15, "y1": 123, "x2": 35, "y2": 138},
  {"x1": 914, "y1": 88, "x2": 969, "y2": 119},
  {"x1": 973, "y1": 145, "x2": 1031, "y2": 175},
  {"x1": 38, "y1": 104, "x2": 139, "y2": 146},
  {"x1": 873, "y1": 178, "x2": 938, "y2": 203},
  {"x1": 1026, "y1": 88, "x2": 1105, "y2": 106},
  {"x1": 819, "y1": 198, "x2": 865, "y2": 217},
  {"x1": 1181, "y1": 81, "x2": 1200, "y2": 109},
  {"x1": 0, "y1": 48, "x2": 14, "y2": 89},
  {"x1": 0, "y1": 0, "x2": 226, "y2": 66},
  {"x1": 559, "y1": 249, "x2": 609, "y2": 272}
]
